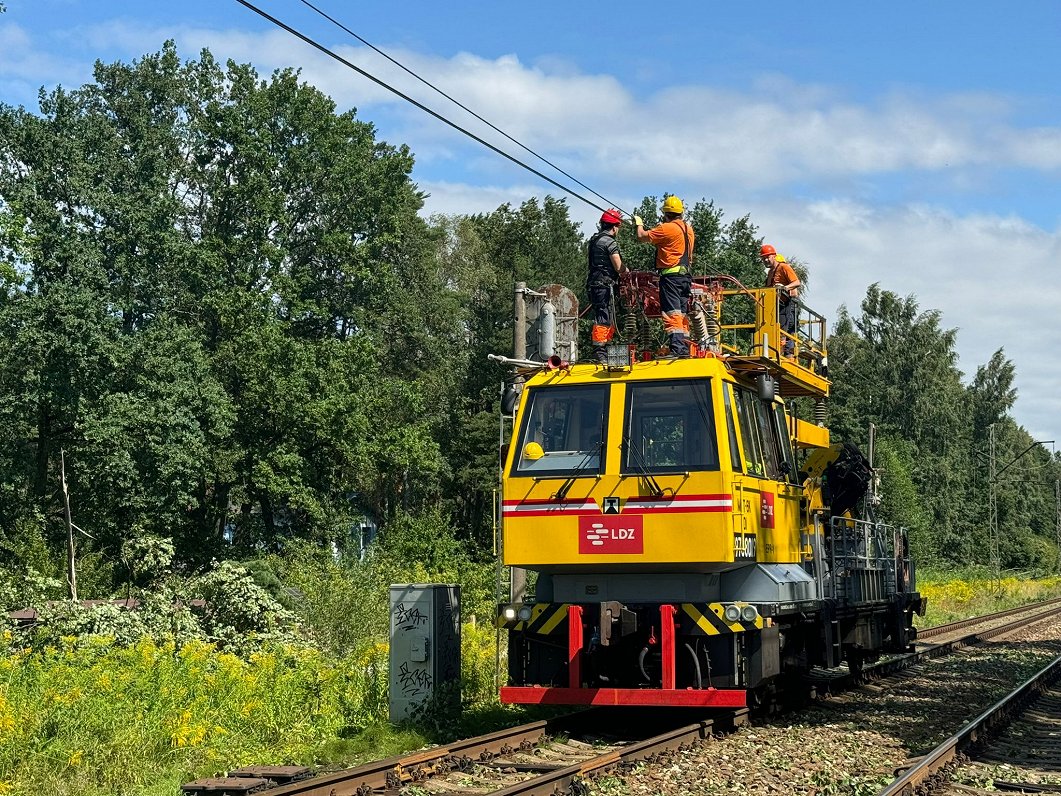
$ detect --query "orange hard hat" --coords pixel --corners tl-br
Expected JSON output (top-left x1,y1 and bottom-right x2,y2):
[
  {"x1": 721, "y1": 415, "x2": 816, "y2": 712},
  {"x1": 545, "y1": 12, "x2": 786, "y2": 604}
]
[
  {"x1": 600, "y1": 208, "x2": 622, "y2": 226},
  {"x1": 760, "y1": 244, "x2": 776, "y2": 256}
]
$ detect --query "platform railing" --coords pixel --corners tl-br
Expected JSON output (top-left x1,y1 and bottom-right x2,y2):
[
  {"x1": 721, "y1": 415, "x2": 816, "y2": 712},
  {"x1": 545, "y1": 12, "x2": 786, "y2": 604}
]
[
  {"x1": 716, "y1": 287, "x2": 827, "y2": 369},
  {"x1": 824, "y1": 516, "x2": 911, "y2": 605}
]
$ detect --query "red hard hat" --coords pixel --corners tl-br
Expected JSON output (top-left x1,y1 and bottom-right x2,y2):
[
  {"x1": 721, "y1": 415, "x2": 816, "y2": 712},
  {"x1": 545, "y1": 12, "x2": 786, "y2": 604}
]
[
  {"x1": 600, "y1": 208, "x2": 622, "y2": 226},
  {"x1": 760, "y1": 244, "x2": 776, "y2": 256}
]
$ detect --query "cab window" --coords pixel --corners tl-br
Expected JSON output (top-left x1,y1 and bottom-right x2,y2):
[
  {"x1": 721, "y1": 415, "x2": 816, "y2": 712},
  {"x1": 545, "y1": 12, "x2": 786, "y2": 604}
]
[
  {"x1": 512, "y1": 385, "x2": 608, "y2": 476},
  {"x1": 773, "y1": 403, "x2": 799, "y2": 484},
  {"x1": 735, "y1": 388, "x2": 767, "y2": 477},
  {"x1": 622, "y1": 380, "x2": 719, "y2": 474},
  {"x1": 734, "y1": 387, "x2": 793, "y2": 481},
  {"x1": 723, "y1": 383, "x2": 743, "y2": 472}
]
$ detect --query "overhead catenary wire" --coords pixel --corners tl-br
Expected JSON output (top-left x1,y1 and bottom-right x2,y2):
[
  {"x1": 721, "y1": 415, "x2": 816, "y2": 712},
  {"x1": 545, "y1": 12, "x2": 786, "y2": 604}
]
[
  {"x1": 296, "y1": 0, "x2": 627, "y2": 215},
  {"x1": 234, "y1": 0, "x2": 621, "y2": 216}
]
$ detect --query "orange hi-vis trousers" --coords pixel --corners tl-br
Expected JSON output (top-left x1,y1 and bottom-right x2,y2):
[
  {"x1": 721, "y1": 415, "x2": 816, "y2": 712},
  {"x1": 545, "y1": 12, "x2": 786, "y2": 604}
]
[
  {"x1": 588, "y1": 282, "x2": 616, "y2": 345},
  {"x1": 660, "y1": 310, "x2": 689, "y2": 336},
  {"x1": 591, "y1": 323, "x2": 615, "y2": 343},
  {"x1": 659, "y1": 272, "x2": 691, "y2": 335}
]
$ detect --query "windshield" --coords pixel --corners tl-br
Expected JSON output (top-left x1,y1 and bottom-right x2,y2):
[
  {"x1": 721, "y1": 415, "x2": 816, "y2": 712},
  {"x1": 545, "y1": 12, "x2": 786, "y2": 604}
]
[
  {"x1": 622, "y1": 379, "x2": 720, "y2": 474},
  {"x1": 512, "y1": 385, "x2": 608, "y2": 476}
]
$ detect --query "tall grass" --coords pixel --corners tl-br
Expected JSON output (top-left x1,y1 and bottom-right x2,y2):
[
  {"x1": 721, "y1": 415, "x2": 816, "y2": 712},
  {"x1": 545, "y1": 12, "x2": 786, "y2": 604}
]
[
  {"x1": 916, "y1": 569, "x2": 1061, "y2": 626},
  {"x1": 0, "y1": 636, "x2": 395, "y2": 796}
]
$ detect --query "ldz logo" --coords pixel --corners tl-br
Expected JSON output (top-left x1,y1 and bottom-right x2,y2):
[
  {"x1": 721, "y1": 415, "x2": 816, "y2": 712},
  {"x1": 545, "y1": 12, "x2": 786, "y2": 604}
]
[{"x1": 578, "y1": 515, "x2": 644, "y2": 554}]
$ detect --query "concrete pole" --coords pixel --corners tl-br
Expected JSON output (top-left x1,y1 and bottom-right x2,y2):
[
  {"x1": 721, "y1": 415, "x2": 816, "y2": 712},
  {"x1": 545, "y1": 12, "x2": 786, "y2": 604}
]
[
  {"x1": 509, "y1": 283, "x2": 528, "y2": 603},
  {"x1": 514, "y1": 282, "x2": 527, "y2": 360}
]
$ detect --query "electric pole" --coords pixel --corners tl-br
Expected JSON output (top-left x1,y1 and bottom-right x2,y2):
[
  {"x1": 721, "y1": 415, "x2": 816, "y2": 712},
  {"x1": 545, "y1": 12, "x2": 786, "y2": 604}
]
[
  {"x1": 985, "y1": 427, "x2": 1054, "y2": 590},
  {"x1": 1055, "y1": 479, "x2": 1061, "y2": 573},
  {"x1": 988, "y1": 425, "x2": 999, "y2": 589}
]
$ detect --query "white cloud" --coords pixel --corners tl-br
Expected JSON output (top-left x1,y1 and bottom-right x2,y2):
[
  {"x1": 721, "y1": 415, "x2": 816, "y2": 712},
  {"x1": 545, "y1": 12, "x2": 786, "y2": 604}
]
[
  {"x1": 0, "y1": 22, "x2": 85, "y2": 94},
  {"x1": 14, "y1": 21, "x2": 1061, "y2": 183},
  {"x1": 417, "y1": 179, "x2": 549, "y2": 219}
]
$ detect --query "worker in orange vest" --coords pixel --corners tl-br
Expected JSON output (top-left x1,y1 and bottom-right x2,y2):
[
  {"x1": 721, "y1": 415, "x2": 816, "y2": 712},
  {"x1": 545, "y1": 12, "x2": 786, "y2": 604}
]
[
  {"x1": 634, "y1": 196, "x2": 695, "y2": 357},
  {"x1": 761, "y1": 244, "x2": 801, "y2": 357}
]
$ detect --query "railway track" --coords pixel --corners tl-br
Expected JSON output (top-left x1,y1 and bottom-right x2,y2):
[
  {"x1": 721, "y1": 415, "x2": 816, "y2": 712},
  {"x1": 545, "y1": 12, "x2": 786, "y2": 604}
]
[
  {"x1": 181, "y1": 599, "x2": 1061, "y2": 796},
  {"x1": 917, "y1": 596, "x2": 1061, "y2": 642},
  {"x1": 182, "y1": 708, "x2": 743, "y2": 795},
  {"x1": 879, "y1": 654, "x2": 1061, "y2": 795}
]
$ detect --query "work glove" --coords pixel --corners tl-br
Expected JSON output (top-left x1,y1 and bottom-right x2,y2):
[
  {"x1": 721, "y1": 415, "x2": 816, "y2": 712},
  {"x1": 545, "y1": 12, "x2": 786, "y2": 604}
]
[{"x1": 633, "y1": 215, "x2": 644, "y2": 227}]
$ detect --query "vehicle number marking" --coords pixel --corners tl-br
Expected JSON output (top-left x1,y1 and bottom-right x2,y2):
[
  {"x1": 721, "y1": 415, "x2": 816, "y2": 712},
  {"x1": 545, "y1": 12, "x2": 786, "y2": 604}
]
[{"x1": 734, "y1": 533, "x2": 757, "y2": 559}]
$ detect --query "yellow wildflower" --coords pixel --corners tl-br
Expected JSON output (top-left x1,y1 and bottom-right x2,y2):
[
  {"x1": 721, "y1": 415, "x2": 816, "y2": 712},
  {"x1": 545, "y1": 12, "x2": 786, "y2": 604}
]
[{"x1": 0, "y1": 695, "x2": 15, "y2": 738}]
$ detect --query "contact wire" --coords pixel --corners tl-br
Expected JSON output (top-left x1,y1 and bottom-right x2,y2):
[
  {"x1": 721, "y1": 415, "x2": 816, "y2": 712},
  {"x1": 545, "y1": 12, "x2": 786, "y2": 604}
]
[
  {"x1": 234, "y1": 0, "x2": 616, "y2": 215},
  {"x1": 298, "y1": 0, "x2": 627, "y2": 214}
]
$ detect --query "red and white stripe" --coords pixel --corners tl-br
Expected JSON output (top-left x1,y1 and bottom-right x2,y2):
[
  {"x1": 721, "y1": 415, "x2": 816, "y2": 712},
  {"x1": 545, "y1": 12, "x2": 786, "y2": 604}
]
[
  {"x1": 502, "y1": 499, "x2": 598, "y2": 518},
  {"x1": 623, "y1": 494, "x2": 732, "y2": 514},
  {"x1": 502, "y1": 494, "x2": 732, "y2": 517}
]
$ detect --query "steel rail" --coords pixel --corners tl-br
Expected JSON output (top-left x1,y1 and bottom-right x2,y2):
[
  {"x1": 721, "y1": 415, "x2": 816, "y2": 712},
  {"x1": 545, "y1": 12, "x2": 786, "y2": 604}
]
[
  {"x1": 813, "y1": 600, "x2": 1061, "y2": 695},
  {"x1": 184, "y1": 601, "x2": 1061, "y2": 795},
  {"x1": 184, "y1": 709, "x2": 738, "y2": 796},
  {"x1": 917, "y1": 596, "x2": 1061, "y2": 640},
  {"x1": 487, "y1": 718, "x2": 719, "y2": 796},
  {"x1": 877, "y1": 655, "x2": 1061, "y2": 796},
  {"x1": 184, "y1": 719, "x2": 556, "y2": 796}
]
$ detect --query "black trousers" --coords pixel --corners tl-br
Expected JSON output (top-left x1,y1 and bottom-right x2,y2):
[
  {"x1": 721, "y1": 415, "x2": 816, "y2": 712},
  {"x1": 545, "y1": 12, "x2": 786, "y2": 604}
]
[
  {"x1": 588, "y1": 282, "x2": 614, "y2": 331},
  {"x1": 779, "y1": 297, "x2": 797, "y2": 355}
]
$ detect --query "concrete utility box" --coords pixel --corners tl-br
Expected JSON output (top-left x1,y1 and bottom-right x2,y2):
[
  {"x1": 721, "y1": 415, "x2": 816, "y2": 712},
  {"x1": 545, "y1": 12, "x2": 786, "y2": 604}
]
[{"x1": 388, "y1": 583, "x2": 461, "y2": 722}]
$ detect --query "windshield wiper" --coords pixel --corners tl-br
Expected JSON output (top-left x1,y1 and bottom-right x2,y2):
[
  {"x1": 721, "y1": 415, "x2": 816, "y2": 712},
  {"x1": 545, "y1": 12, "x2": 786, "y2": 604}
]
[
  {"x1": 555, "y1": 409, "x2": 607, "y2": 502},
  {"x1": 623, "y1": 433, "x2": 664, "y2": 498},
  {"x1": 554, "y1": 442, "x2": 603, "y2": 501}
]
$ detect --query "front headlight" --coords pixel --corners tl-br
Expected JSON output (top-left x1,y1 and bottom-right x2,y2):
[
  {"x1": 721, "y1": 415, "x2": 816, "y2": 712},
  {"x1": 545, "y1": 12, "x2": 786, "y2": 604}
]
[
  {"x1": 502, "y1": 606, "x2": 517, "y2": 621},
  {"x1": 517, "y1": 605, "x2": 533, "y2": 622},
  {"x1": 740, "y1": 605, "x2": 759, "y2": 623},
  {"x1": 723, "y1": 604, "x2": 741, "y2": 623}
]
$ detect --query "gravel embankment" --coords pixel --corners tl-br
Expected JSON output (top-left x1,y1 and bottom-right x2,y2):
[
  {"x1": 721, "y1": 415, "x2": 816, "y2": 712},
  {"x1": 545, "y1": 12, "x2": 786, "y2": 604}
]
[{"x1": 589, "y1": 618, "x2": 1061, "y2": 796}]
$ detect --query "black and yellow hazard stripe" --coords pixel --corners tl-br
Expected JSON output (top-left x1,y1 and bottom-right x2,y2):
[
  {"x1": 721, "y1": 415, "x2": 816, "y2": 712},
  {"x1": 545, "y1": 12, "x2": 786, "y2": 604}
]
[
  {"x1": 681, "y1": 603, "x2": 764, "y2": 635},
  {"x1": 495, "y1": 603, "x2": 572, "y2": 633}
]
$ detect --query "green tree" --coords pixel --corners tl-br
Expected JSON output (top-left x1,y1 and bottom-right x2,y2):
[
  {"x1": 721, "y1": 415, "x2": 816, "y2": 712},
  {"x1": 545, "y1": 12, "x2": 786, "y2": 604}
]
[
  {"x1": 968, "y1": 349, "x2": 1017, "y2": 442},
  {"x1": 828, "y1": 285, "x2": 970, "y2": 565},
  {"x1": 0, "y1": 43, "x2": 448, "y2": 575},
  {"x1": 874, "y1": 436, "x2": 931, "y2": 561}
]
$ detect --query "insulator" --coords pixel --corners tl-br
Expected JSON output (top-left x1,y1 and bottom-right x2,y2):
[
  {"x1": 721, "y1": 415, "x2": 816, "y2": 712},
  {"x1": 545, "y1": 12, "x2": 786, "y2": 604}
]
[
  {"x1": 690, "y1": 297, "x2": 722, "y2": 352},
  {"x1": 539, "y1": 301, "x2": 556, "y2": 358},
  {"x1": 704, "y1": 305, "x2": 721, "y2": 351},
  {"x1": 689, "y1": 301, "x2": 708, "y2": 343},
  {"x1": 622, "y1": 307, "x2": 638, "y2": 342},
  {"x1": 639, "y1": 315, "x2": 654, "y2": 350},
  {"x1": 814, "y1": 399, "x2": 827, "y2": 427}
]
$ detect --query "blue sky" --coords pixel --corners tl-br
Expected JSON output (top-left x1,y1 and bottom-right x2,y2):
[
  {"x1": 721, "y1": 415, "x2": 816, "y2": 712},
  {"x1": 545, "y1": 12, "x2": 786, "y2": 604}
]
[{"x1": 3, "y1": 1, "x2": 1061, "y2": 449}]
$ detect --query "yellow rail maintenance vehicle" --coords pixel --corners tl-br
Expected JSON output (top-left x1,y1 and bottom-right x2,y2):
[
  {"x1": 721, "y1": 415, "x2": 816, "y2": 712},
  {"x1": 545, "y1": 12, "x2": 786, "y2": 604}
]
[{"x1": 495, "y1": 274, "x2": 923, "y2": 707}]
